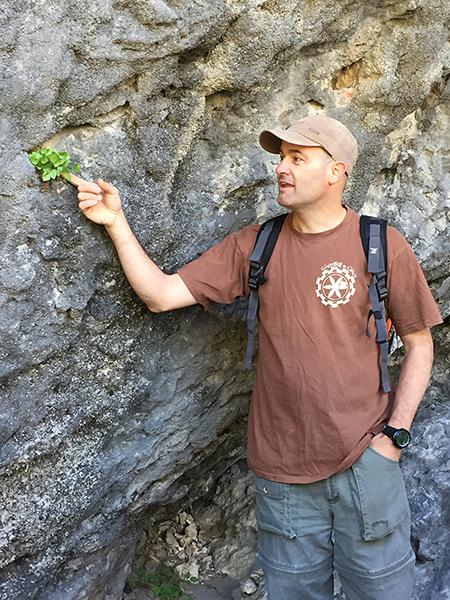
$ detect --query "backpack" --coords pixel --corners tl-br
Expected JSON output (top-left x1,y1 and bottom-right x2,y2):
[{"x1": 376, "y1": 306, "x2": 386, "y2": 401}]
[{"x1": 245, "y1": 213, "x2": 394, "y2": 393}]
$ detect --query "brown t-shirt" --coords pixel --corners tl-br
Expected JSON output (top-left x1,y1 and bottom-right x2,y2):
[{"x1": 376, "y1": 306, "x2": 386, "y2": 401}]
[{"x1": 178, "y1": 206, "x2": 443, "y2": 483}]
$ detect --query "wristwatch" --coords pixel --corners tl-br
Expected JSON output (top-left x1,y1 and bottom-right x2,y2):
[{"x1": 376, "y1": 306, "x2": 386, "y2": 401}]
[{"x1": 382, "y1": 425, "x2": 411, "y2": 448}]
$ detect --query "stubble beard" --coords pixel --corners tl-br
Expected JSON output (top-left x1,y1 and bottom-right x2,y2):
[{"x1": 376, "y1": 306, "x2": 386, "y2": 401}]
[{"x1": 277, "y1": 189, "x2": 312, "y2": 210}]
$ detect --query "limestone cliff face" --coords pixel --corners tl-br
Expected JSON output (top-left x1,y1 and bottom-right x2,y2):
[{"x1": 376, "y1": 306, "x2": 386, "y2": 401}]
[{"x1": 0, "y1": 1, "x2": 449, "y2": 598}]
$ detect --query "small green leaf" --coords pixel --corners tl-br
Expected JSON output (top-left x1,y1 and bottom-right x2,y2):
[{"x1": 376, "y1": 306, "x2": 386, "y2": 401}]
[{"x1": 28, "y1": 147, "x2": 81, "y2": 183}]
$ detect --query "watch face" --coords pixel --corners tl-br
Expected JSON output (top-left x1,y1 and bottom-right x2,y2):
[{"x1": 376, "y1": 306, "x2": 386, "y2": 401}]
[{"x1": 393, "y1": 429, "x2": 411, "y2": 448}]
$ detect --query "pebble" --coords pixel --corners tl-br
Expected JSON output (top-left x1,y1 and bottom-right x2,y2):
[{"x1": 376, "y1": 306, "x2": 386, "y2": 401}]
[{"x1": 241, "y1": 577, "x2": 258, "y2": 594}]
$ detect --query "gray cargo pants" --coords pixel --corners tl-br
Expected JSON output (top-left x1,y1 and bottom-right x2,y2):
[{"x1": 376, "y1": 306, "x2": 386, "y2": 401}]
[{"x1": 255, "y1": 445, "x2": 416, "y2": 599}]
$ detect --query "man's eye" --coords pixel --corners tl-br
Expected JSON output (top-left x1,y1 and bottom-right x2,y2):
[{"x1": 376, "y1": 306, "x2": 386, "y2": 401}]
[{"x1": 278, "y1": 155, "x2": 304, "y2": 163}]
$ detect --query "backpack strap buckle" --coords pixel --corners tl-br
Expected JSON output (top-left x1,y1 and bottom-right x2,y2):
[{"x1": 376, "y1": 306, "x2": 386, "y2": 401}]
[
  {"x1": 373, "y1": 272, "x2": 388, "y2": 301},
  {"x1": 248, "y1": 260, "x2": 268, "y2": 291}
]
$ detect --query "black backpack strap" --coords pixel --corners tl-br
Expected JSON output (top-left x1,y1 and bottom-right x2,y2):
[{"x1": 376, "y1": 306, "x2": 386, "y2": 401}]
[
  {"x1": 360, "y1": 215, "x2": 391, "y2": 393},
  {"x1": 246, "y1": 213, "x2": 288, "y2": 368}
]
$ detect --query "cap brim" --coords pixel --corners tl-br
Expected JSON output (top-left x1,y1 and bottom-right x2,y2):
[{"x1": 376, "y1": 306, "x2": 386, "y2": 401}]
[{"x1": 259, "y1": 129, "x2": 322, "y2": 154}]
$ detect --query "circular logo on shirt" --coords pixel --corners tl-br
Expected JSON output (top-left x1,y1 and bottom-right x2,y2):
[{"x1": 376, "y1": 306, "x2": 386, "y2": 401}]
[{"x1": 315, "y1": 261, "x2": 357, "y2": 308}]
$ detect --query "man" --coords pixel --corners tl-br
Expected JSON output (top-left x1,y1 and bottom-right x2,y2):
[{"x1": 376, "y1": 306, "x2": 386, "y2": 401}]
[{"x1": 70, "y1": 115, "x2": 442, "y2": 599}]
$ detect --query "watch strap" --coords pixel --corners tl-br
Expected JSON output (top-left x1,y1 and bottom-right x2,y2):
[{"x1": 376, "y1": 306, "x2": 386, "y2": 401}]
[{"x1": 382, "y1": 425, "x2": 400, "y2": 437}]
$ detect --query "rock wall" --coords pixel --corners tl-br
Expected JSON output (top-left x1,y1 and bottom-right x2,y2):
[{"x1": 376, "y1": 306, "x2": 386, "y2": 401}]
[{"x1": 1, "y1": 0, "x2": 449, "y2": 599}]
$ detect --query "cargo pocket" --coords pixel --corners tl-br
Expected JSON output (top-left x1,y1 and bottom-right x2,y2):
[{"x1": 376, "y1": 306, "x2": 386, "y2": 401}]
[
  {"x1": 255, "y1": 476, "x2": 295, "y2": 539},
  {"x1": 351, "y1": 446, "x2": 411, "y2": 542}
]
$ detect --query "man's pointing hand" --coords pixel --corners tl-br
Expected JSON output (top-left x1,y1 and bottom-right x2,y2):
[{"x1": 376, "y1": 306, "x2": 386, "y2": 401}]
[{"x1": 65, "y1": 173, "x2": 123, "y2": 227}]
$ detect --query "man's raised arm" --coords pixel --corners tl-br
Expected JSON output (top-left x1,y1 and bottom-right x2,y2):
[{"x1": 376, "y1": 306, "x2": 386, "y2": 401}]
[{"x1": 67, "y1": 174, "x2": 197, "y2": 313}]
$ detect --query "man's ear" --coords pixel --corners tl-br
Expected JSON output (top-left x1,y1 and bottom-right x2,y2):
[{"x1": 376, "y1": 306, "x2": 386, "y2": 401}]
[{"x1": 330, "y1": 161, "x2": 347, "y2": 183}]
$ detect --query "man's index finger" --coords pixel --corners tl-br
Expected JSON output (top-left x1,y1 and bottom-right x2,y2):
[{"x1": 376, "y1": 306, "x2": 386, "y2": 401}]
[{"x1": 64, "y1": 173, "x2": 101, "y2": 194}]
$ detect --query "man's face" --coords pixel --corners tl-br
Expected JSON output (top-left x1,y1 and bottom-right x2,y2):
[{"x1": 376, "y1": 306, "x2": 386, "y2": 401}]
[{"x1": 275, "y1": 141, "x2": 336, "y2": 209}]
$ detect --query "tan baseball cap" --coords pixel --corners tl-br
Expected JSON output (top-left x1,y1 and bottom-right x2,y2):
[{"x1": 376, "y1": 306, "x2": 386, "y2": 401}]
[{"x1": 259, "y1": 115, "x2": 358, "y2": 176}]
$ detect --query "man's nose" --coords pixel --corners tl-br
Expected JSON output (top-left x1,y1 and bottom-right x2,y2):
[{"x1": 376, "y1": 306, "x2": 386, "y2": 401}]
[{"x1": 275, "y1": 157, "x2": 289, "y2": 177}]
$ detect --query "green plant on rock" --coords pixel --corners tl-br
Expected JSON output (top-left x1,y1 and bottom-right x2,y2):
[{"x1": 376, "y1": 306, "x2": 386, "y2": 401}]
[
  {"x1": 28, "y1": 147, "x2": 80, "y2": 181},
  {"x1": 125, "y1": 565, "x2": 194, "y2": 600}
]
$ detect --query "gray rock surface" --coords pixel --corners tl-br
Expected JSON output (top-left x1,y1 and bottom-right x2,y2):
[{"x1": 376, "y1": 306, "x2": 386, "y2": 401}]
[{"x1": 1, "y1": 0, "x2": 449, "y2": 599}]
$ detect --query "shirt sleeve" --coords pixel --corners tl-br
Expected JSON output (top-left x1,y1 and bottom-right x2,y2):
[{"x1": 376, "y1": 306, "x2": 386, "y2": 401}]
[
  {"x1": 177, "y1": 224, "x2": 260, "y2": 311},
  {"x1": 386, "y1": 228, "x2": 443, "y2": 337}
]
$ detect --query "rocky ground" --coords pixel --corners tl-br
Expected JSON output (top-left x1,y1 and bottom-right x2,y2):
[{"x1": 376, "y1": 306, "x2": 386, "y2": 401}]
[
  {"x1": 122, "y1": 571, "x2": 262, "y2": 600},
  {"x1": 122, "y1": 463, "x2": 265, "y2": 599}
]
